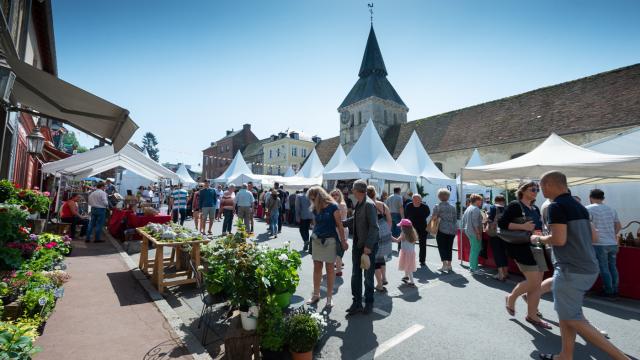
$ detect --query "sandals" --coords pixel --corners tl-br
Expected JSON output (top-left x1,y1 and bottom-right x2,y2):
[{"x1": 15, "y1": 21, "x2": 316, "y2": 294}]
[
  {"x1": 526, "y1": 316, "x2": 552, "y2": 329},
  {"x1": 406, "y1": 282, "x2": 417, "y2": 288},
  {"x1": 522, "y1": 294, "x2": 544, "y2": 318},
  {"x1": 375, "y1": 286, "x2": 388, "y2": 293},
  {"x1": 538, "y1": 354, "x2": 558, "y2": 360},
  {"x1": 505, "y1": 296, "x2": 515, "y2": 316},
  {"x1": 325, "y1": 298, "x2": 333, "y2": 308},
  {"x1": 401, "y1": 277, "x2": 409, "y2": 284},
  {"x1": 306, "y1": 294, "x2": 320, "y2": 305}
]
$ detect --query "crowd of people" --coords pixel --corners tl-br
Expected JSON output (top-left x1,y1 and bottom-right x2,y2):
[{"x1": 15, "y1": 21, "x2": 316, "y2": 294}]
[{"x1": 70, "y1": 170, "x2": 630, "y2": 359}]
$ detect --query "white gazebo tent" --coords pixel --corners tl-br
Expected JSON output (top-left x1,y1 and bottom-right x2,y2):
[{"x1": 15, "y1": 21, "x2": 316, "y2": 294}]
[
  {"x1": 462, "y1": 133, "x2": 640, "y2": 187},
  {"x1": 296, "y1": 149, "x2": 325, "y2": 179},
  {"x1": 396, "y1": 131, "x2": 457, "y2": 206},
  {"x1": 456, "y1": 148, "x2": 490, "y2": 200},
  {"x1": 323, "y1": 145, "x2": 346, "y2": 174},
  {"x1": 283, "y1": 166, "x2": 296, "y2": 177},
  {"x1": 570, "y1": 127, "x2": 640, "y2": 225},
  {"x1": 175, "y1": 164, "x2": 197, "y2": 189},
  {"x1": 324, "y1": 120, "x2": 415, "y2": 192},
  {"x1": 42, "y1": 144, "x2": 180, "y2": 182},
  {"x1": 213, "y1": 151, "x2": 261, "y2": 185}
]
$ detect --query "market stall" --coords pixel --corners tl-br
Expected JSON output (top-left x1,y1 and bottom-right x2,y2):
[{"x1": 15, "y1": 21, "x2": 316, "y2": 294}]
[
  {"x1": 324, "y1": 120, "x2": 415, "y2": 193},
  {"x1": 460, "y1": 133, "x2": 640, "y2": 299},
  {"x1": 108, "y1": 208, "x2": 171, "y2": 240}
]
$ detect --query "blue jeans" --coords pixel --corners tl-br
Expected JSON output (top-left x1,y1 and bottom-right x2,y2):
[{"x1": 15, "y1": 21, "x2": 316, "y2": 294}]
[
  {"x1": 390, "y1": 213, "x2": 402, "y2": 237},
  {"x1": 86, "y1": 207, "x2": 106, "y2": 242},
  {"x1": 351, "y1": 243, "x2": 378, "y2": 305},
  {"x1": 593, "y1": 245, "x2": 619, "y2": 294},
  {"x1": 269, "y1": 210, "x2": 279, "y2": 235}
]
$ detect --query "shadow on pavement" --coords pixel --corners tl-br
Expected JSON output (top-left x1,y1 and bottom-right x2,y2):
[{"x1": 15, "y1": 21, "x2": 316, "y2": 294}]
[{"x1": 106, "y1": 271, "x2": 153, "y2": 306}]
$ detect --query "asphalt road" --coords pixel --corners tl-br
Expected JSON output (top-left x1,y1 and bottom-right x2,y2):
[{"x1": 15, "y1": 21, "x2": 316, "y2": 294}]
[{"x1": 170, "y1": 216, "x2": 640, "y2": 359}]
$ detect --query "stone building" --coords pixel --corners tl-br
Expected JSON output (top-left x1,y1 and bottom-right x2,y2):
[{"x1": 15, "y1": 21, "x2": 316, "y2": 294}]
[
  {"x1": 262, "y1": 130, "x2": 318, "y2": 176},
  {"x1": 202, "y1": 124, "x2": 258, "y2": 180},
  {"x1": 339, "y1": 26, "x2": 408, "y2": 153},
  {"x1": 315, "y1": 25, "x2": 640, "y2": 176}
]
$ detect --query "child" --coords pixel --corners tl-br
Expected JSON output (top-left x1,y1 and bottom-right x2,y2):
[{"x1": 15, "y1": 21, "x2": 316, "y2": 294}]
[{"x1": 392, "y1": 218, "x2": 418, "y2": 287}]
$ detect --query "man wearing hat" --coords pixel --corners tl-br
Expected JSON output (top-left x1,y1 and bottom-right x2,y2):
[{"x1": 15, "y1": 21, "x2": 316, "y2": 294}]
[{"x1": 345, "y1": 179, "x2": 380, "y2": 316}]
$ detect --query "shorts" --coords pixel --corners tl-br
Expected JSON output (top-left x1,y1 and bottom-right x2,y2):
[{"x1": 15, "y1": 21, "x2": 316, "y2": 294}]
[
  {"x1": 552, "y1": 269, "x2": 597, "y2": 321},
  {"x1": 201, "y1": 207, "x2": 216, "y2": 221},
  {"x1": 375, "y1": 258, "x2": 386, "y2": 269},
  {"x1": 515, "y1": 247, "x2": 549, "y2": 273}
]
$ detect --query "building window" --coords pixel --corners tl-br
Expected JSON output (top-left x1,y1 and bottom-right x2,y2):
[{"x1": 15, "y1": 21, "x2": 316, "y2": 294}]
[
  {"x1": 292, "y1": 147, "x2": 297, "y2": 157},
  {"x1": 358, "y1": 111, "x2": 362, "y2": 125},
  {"x1": 277, "y1": 166, "x2": 281, "y2": 175},
  {"x1": 434, "y1": 162, "x2": 443, "y2": 171},
  {"x1": 302, "y1": 148, "x2": 307, "y2": 157},
  {"x1": 350, "y1": 114, "x2": 354, "y2": 127},
  {"x1": 276, "y1": 148, "x2": 280, "y2": 157},
  {"x1": 225, "y1": 145, "x2": 229, "y2": 152},
  {"x1": 511, "y1": 153, "x2": 526, "y2": 159},
  {"x1": 269, "y1": 149, "x2": 273, "y2": 159}
]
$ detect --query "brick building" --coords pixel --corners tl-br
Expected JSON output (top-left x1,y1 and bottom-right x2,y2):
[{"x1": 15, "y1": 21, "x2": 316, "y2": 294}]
[{"x1": 202, "y1": 124, "x2": 258, "y2": 179}]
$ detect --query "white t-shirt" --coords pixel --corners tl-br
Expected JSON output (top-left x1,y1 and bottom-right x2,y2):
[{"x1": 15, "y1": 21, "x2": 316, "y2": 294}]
[{"x1": 586, "y1": 203, "x2": 620, "y2": 246}]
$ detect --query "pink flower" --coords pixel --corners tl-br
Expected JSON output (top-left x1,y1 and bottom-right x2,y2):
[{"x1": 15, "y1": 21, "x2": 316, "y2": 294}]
[
  {"x1": 45, "y1": 242, "x2": 55, "y2": 249},
  {"x1": 43, "y1": 192, "x2": 50, "y2": 196},
  {"x1": 26, "y1": 271, "x2": 33, "y2": 276}
]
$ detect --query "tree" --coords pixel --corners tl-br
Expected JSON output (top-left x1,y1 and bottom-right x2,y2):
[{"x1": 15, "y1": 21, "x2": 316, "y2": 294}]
[
  {"x1": 62, "y1": 131, "x2": 87, "y2": 153},
  {"x1": 141, "y1": 132, "x2": 160, "y2": 162}
]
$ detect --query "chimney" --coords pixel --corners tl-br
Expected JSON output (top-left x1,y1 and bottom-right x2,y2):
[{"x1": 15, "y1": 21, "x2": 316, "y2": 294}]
[
  {"x1": 243, "y1": 124, "x2": 251, "y2": 131},
  {"x1": 226, "y1": 130, "x2": 233, "y2": 136},
  {"x1": 312, "y1": 136, "x2": 321, "y2": 144},
  {"x1": 210, "y1": 142, "x2": 216, "y2": 147}
]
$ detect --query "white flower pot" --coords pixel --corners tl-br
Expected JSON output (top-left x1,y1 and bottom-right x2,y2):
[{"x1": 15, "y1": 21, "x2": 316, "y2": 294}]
[{"x1": 240, "y1": 305, "x2": 259, "y2": 331}]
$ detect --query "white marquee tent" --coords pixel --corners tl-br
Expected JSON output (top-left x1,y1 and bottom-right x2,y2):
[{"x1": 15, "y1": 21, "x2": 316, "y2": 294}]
[
  {"x1": 175, "y1": 164, "x2": 197, "y2": 189},
  {"x1": 397, "y1": 131, "x2": 457, "y2": 205},
  {"x1": 323, "y1": 145, "x2": 346, "y2": 174},
  {"x1": 283, "y1": 166, "x2": 296, "y2": 177},
  {"x1": 213, "y1": 151, "x2": 261, "y2": 185},
  {"x1": 462, "y1": 133, "x2": 640, "y2": 188},
  {"x1": 296, "y1": 149, "x2": 325, "y2": 179},
  {"x1": 324, "y1": 120, "x2": 415, "y2": 183},
  {"x1": 42, "y1": 144, "x2": 180, "y2": 183},
  {"x1": 456, "y1": 148, "x2": 490, "y2": 199}
]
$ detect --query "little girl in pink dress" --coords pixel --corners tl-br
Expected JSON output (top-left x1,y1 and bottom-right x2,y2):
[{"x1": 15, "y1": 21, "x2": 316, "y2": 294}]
[{"x1": 393, "y1": 218, "x2": 418, "y2": 287}]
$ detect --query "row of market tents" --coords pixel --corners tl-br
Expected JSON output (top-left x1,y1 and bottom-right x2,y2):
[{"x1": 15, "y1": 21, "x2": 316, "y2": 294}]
[{"x1": 40, "y1": 118, "x2": 640, "y2": 224}]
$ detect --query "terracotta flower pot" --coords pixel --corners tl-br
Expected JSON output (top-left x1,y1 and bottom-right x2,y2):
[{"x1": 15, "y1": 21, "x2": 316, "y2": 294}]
[{"x1": 290, "y1": 351, "x2": 312, "y2": 360}]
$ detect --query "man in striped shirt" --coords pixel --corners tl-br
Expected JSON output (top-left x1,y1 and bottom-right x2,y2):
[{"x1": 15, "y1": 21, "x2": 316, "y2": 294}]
[{"x1": 171, "y1": 184, "x2": 189, "y2": 226}]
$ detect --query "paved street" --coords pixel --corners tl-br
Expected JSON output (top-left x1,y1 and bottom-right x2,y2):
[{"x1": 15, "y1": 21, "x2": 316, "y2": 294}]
[{"x1": 154, "y1": 216, "x2": 640, "y2": 360}]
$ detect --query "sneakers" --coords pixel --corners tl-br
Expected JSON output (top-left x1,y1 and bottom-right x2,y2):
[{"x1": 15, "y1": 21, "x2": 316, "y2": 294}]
[{"x1": 346, "y1": 303, "x2": 363, "y2": 315}]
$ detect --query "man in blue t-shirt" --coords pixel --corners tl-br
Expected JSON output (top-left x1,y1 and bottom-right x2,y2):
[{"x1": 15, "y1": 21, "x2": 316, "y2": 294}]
[
  {"x1": 532, "y1": 171, "x2": 628, "y2": 360},
  {"x1": 198, "y1": 180, "x2": 218, "y2": 235}
]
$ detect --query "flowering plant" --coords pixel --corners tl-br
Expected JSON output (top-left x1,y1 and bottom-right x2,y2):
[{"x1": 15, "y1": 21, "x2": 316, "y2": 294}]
[
  {"x1": 257, "y1": 244, "x2": 301, "y2": 295},
  {"x1": 0, "y1": 205, "x2": 29, "y2": 247},
  {"x1": 41, "y1": 270, "x2": 70, "y2": 288},
  {"x1": 0, "y1": 179, "x2": 18, "y2": 203},
  {"x1": 12, "y1": 189, "x2": 51, "y2": 214},
  {"x1": 35, "y1": 234, "x2": 71, "y2": 256}
]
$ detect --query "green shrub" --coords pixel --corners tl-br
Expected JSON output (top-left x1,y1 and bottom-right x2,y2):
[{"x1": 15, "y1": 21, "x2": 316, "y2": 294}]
[
  {"x1": 0, "y1": 321, "x2": 41, "y2": 360},
  {"x1": 257, "y1": 296, "x2": 285, "y2": 351},
  {"x1": 284, "y1": 312, "x2": 320, "y2": 353}
]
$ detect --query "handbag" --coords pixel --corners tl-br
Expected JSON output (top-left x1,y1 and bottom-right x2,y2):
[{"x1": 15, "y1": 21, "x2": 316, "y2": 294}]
[
  {"x1": 497, "y1": 202, "x2": 532, "y2": 245},
  {"x1": 427, "y1": 216, "x2": 440, "y2": 237}
]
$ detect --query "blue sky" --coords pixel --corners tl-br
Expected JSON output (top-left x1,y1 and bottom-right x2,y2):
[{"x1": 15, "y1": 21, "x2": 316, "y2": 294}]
[{"x1": 52, "y1": 0, "x2": 640, "y2": 170}]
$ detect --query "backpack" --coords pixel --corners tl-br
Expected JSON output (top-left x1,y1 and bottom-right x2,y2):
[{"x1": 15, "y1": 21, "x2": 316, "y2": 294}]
[{"x1": 486, "y1": 206, "x2": 504, "y2": 237}]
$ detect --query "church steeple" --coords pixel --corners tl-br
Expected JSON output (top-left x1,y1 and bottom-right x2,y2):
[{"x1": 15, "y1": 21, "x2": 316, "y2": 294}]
[{"x1": 358, "y1": 26, "x2": 387, "y2": 77}]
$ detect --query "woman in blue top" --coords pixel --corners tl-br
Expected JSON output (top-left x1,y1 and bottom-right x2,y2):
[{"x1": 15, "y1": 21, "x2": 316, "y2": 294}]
[{"x1": 306, "y1": 186, "x2": 349, "y2": 309}]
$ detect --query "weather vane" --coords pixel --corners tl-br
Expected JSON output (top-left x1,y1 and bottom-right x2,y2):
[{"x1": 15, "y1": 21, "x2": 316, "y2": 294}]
[{"x1": 368, "y1": 2, "x2": 374, "y2": 24}]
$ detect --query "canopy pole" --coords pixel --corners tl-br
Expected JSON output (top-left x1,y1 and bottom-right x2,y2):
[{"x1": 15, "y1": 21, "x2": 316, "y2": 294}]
[
  {"x1": 504, "y1": 180, "x2": 509, "y2": 202},
  {"x1": 459, "y1": 168, "x2": 464, "y2": 266}
]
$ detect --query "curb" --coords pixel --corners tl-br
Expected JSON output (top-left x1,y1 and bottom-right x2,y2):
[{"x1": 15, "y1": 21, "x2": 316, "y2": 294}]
[{"x1": 108, "y1": 236, "x2": 213, "y2": 360}]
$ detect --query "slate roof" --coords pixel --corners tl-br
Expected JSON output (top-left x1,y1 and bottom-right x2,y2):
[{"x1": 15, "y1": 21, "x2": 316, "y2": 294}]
[
  {"x1": 339, "y1": 26, "x2": 406, "y2": 109},
  {"x1": 243, "y1": 138, "x2": 271, "y2": 160},
  {"x1": 314, "y1": 136, "x2": 340, "y2": 165},
  {"x1": 385, "y1": 63, "x2": 640, "y2": 158}
]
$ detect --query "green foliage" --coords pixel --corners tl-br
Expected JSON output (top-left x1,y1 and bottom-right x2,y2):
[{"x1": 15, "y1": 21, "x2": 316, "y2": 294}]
[
  {"x1": 229, "y1": 242, "x2": 262, "y2": 309},
  {"x1": 0, "y1": 205, "x2": 28, "y2": 246},
  {"x1": 141, "y1": 132, "x2": 160, "y2": 162},
  {"x1": 0, "y1": 180, "x2": 17, "y2": 204},
  {"x1": 0, "y1": 321, "x2": 41, "y2": 359},
  {"x1": 22, "y1": 248, "x2": 63, "y2": 273},
  {"x1": 257, "y1": 295, "x2": 285, "y2": 351},
  {"x1": 416, "y1": 183, "x2": 428, "y2": 198},
  {"x1": 0, "y1": 248, "x2": 23, "y2": 270},
  {"x1": 12, "y1": 189, "x2": 51, "y2": 214},
  {"x1": 257, "y1": 246, "x2": 301, "y2": 295},
  {"x1": 20, "y1": 287, "x2": 54, "y2": 318},
  {"x1": 284, "y1": 312, "x2": 321, "y2": 353},
  {"x1": 35, "y1": 233, "x2": 72, "y2": 256},
  {"x1": 62, "y1": 131, "x2": 87, "y2": 153}
]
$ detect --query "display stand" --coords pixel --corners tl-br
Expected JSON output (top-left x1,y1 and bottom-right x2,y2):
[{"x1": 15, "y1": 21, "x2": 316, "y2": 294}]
[{"x1": 136, "y1": 228, "x2": 209, "y2": 294}]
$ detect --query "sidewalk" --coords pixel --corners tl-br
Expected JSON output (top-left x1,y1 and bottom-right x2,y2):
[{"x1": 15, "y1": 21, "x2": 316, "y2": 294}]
[{"x1": 36, "y1": 237, "x2": 193, "y2": 360}]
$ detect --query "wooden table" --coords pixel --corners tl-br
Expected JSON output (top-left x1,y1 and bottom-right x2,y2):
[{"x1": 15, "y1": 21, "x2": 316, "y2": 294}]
[{"x1": 137, "y1": 228, "x2": 210, "y2": 294}]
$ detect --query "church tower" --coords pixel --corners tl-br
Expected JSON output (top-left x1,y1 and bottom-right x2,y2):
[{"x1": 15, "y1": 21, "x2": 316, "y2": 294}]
[{"x1": 339, "y1": 25, "x2": 408, "y2": 153}]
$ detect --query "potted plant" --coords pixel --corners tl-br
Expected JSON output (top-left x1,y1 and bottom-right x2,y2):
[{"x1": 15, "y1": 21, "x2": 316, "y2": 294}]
[
  {"x1": 258, "y1": 244, "x2": 301, "y2": 309},
  {"x1": 284, "y1": 309, "x2": 325, "y2": 360},
  {"x1": 257, "y1": 295, "x2": 287, "y2": 360},
  {"x1": 230, "y1": 242, "x2": 262, "y2": 330}
]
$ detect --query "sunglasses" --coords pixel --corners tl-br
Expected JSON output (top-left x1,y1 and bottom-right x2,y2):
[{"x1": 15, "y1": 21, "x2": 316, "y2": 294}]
[{"x1": 529, "y1": 187, "x2": 540, "y2": 193}]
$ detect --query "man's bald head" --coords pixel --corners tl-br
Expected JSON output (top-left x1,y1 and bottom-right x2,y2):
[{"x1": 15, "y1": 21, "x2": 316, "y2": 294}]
[{"x1": 540, "y1": 171, "x2": 568, "y2": 199}]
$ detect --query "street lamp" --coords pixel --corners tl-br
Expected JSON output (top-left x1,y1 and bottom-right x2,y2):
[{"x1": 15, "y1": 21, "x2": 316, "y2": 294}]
[{"x1": 26, "y1": 124, "x2": 45, "y2": 155}]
